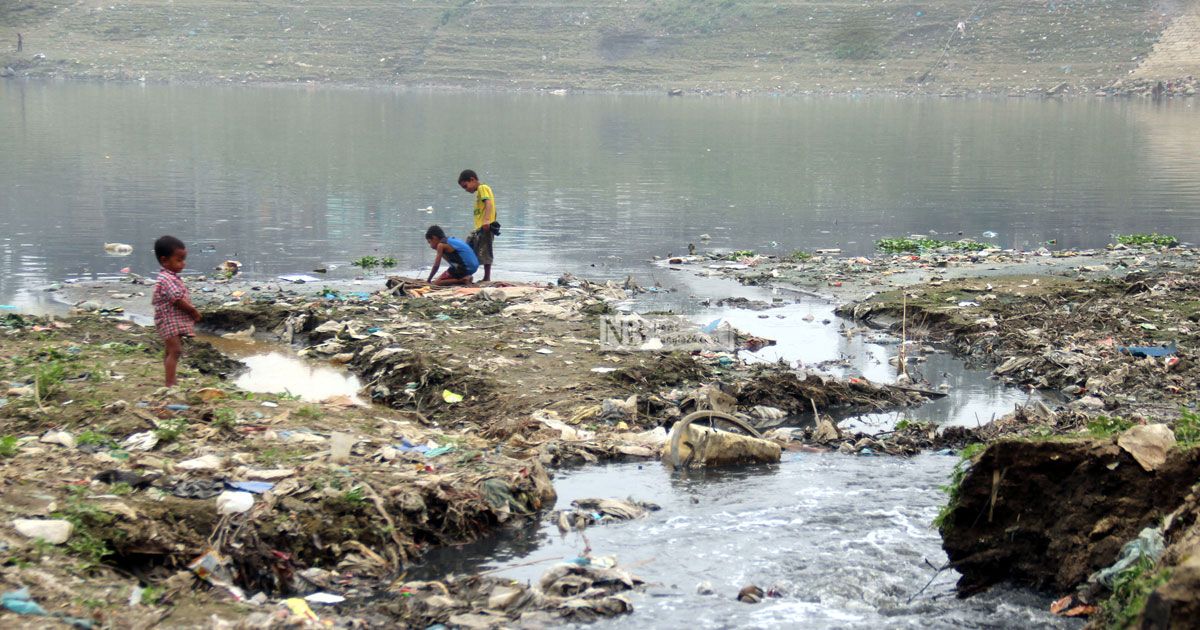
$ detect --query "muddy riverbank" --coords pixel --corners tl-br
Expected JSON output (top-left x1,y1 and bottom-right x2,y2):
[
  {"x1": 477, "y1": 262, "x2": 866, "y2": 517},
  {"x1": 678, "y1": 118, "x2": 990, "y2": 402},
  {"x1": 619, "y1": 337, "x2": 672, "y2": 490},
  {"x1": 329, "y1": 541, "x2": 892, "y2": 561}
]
[
  {"x1": 0, "y1": 272, "x2": 946, "y2": 627},
  {"x1": 4, "y1": 237, "x2": 1198, "y2": 627}
]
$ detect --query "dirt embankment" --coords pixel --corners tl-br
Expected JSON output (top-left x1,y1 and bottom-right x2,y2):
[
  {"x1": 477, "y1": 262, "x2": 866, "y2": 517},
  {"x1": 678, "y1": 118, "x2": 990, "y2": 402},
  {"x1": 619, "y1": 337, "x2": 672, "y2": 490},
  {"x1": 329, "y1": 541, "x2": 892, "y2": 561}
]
[
  {"x1": 941, "y1": 439, "x2": 1200, "y2": 595},
  {"x1": 0, "y1": 0, "x2": 1187, "y2": 95}
]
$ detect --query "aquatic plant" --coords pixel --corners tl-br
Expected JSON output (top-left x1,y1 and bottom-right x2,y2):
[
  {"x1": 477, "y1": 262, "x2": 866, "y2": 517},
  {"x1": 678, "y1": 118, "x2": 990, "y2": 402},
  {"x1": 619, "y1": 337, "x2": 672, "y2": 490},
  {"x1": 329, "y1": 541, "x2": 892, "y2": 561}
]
[
  {"x1": 877, "y1": 237, "x2": 989, "y2": 254},
  {"x1": 722, "y1": 250, "x2": 756, "y2": 260},
  {"x1": 788, "y1": 250, "x2": 813, "y2": 262},
  {"x1": 351, "y1": 255, "x2": 380, "y2": 268},
  {"x1": 1115, "y1": 233, "x2": 1179, "y2": 248},
  {"x1": 380, "y1": 256, "x2": 398, "y2": 268}
]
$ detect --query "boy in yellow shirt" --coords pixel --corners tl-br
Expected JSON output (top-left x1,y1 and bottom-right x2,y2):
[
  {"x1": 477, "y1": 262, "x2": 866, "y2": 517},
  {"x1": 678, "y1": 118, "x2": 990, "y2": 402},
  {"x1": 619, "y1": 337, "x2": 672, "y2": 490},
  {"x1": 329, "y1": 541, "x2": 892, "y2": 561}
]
[{"x1": 458, "y1": 169, "x2": 496, "y2": 282}]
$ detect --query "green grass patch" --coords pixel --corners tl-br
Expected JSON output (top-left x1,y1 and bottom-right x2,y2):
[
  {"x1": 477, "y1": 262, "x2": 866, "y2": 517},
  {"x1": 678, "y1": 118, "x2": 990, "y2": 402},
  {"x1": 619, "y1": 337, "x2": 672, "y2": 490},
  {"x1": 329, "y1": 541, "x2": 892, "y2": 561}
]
[
  {"x1": 788, "y1": 250, "x2": 812, "y2": 262},
  {"x1": 32, "y1": 361, "x2": 67, "y2": 400},
  {"x1": 1115, "y1": 233, "x2": 1179, "y2": 248},
  {"x1": 1097, "y1": 555, "x2": 1171, "y2": 629},
  {"x1": 828, "y1": 17, "x2": 887, "y2": 60},
  {"x1": 1087, "y1": 415, "x2": 1135, "y2": 438},
  {"x1": 876, "y1": 237, "x2": 989, "y2": 254},
  {"x1": 211, "y1": 408, "x2": 238, "y2": 431},
  {"x1": 294, "y1": 405, "x2": 323, "y2": 421},
  {"x1": 1174, "y1": 408, "x2": 1200, "y2": 448},
  {"x1": 0, "y1": 436, "x2": 19, "y2": 458},
  {"x1": 933, "y1": 442, "x2": 986, "y2": 531},
  {"x1": 53, "y1": 488, "x2": 114, "y2": 572},
  {"x1": 153, "y1": 418, "x2": 188, "y2": 443}
]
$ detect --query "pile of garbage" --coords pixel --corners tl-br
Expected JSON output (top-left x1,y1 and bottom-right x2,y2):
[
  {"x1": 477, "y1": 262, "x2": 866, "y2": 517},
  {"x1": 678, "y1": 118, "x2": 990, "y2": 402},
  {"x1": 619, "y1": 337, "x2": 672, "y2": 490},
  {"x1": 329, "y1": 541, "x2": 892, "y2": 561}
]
[
  {"x1": 841, "y1": 272, "x2": 1199, "y2": 419},
  {"x1": 383, "y1": 557, "x2": 643, "y2": 628}
]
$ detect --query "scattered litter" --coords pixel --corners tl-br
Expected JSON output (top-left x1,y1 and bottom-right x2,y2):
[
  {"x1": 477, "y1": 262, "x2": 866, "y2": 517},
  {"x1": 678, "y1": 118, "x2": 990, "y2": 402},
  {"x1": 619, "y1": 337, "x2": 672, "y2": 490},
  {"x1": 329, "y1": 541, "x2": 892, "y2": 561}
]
[
  {"x1": 442, "y1": 389, "x2": 464, "y2": 404},
  {"x1": 216, "y1": 491, "x2": 255, "y2": 515},
  {"x1": 553, "y1": 498, "x2": 660, "y2": 532},
  {"x1": 225, "y1": 480, "x2": 275, "y2": 494},
  {"x1": 1118, "y1": 342, "x2": 1177, "y2": 358},
  {"x1": 103, "y1": 242, "x2": 133, "y2": 255},
  {"x1": 39, "y1": 431, "x2": 76, "y2": 449},
  {"x1": 278, "y1": 274, "x2": 323, "y2": 284},
  {"x1": 2, "y1": 587, "x2": 48, "y2": 615},
  {"x1": 12, "y1": 519, "x2": 73, "y2": 544},
  {"x1": 304, "y1": 592, "x2": 347, "y2": 605},
  {"x1": 121, "y1": 431, "x2": 159, "y2": 451},
  {"x1": 1117, "y1": 424, "x2": 1176, "y2": 472},
  {"x1": 285, "y1": 598, "x2": 320, "y2": 621},
  {"x1": 329, "y1": 432, "x2": 354, "y2": 464},
  {"x1": 177, "y1": 454, "x2": 224, "y2": 471},
  {"x1": 94, "y1": 470, "x2": 160, "y2": 489}
]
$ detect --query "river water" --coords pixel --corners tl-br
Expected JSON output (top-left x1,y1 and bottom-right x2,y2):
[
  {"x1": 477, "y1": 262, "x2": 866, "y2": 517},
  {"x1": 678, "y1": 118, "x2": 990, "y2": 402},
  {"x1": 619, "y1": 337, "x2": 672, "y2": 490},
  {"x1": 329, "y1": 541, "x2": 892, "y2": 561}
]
[
  {"x1": 3, "y1": 83, "x2": 1190, "y2": 626},
  {"x1": 420, "y1": 459, "x2": 1080, "y2": 629},
  {"x1": 2, "y1": 83, "x2": 1199, "y2": 308}
]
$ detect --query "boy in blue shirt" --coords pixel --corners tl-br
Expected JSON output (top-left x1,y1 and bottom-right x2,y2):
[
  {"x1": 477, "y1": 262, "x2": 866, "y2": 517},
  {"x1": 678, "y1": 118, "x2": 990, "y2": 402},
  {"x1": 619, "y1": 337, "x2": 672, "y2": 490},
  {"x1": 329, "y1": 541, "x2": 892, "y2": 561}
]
[{"x1": 425, "y1": 225, "x2": 479, "y2": 286}]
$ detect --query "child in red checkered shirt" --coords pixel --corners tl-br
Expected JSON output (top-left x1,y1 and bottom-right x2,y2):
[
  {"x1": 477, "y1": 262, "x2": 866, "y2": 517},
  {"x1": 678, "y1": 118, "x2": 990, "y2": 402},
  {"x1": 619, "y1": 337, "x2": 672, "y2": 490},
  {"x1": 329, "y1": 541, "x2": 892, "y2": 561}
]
[{"x1": 152, "y1": 236, "x2": 202, "y2": 387}]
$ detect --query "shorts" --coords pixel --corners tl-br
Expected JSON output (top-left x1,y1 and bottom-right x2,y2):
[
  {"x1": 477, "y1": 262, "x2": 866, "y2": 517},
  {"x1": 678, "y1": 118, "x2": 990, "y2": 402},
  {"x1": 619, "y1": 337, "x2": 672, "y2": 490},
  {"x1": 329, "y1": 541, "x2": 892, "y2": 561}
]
[
  {"x1": 468, "y1": 228, "x2": 494, "y2": 265},
  {"x1": 448, "y1": 264, "x2": 473, "y2": 279}
]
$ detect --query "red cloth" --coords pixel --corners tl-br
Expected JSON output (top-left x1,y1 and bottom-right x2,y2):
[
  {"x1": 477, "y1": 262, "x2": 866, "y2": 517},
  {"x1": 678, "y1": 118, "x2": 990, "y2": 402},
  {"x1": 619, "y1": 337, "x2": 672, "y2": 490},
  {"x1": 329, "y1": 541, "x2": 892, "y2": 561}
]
[{"x1": 153, "y1": 269, "x2": 194, "y2": 339}]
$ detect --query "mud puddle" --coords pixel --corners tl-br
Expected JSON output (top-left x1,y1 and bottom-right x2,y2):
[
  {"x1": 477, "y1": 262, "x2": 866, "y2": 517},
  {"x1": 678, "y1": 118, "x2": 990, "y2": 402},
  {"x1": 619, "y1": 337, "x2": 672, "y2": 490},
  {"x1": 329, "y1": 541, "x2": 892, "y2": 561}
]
[
  {"x1": 416, "y1": 458, "x2": 1079, "y2": 629},
  {"x1": 201, "y1": 334, "x2": 364, "y2": 403}
]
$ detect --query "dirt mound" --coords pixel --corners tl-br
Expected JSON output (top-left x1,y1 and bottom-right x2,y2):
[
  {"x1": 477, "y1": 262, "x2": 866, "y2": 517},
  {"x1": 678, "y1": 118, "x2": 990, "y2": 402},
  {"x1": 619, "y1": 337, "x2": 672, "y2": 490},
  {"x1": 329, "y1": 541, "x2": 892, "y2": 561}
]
[
  {"x1": 941, "y1": 439, "x2": 1200, "y2": 596},
  {"x1": 734, "y1": 365, "x2": 927, "y2": 415},
  {"x1": 197, "y1": 303, "x2": 295, "y2": 337}
]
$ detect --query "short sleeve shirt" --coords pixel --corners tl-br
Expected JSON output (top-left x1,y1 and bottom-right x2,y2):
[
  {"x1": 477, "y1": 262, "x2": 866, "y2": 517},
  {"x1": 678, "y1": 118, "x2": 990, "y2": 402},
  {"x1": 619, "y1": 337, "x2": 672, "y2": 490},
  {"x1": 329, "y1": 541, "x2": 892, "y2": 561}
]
[
  {"x1": 473, "y1": 183, "x2": 496, "y2": 230},
  {"x1": 153, "y1": 269, "x2": 194, "y2": 339}
]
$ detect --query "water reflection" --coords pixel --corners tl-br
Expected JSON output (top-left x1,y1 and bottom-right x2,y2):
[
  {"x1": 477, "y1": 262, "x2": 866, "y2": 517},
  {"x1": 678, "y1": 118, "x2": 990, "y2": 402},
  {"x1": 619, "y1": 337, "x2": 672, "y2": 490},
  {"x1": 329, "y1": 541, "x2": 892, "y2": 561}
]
[{"x1": 3, "y1": 84, "x2": 1200, "y2": 304}]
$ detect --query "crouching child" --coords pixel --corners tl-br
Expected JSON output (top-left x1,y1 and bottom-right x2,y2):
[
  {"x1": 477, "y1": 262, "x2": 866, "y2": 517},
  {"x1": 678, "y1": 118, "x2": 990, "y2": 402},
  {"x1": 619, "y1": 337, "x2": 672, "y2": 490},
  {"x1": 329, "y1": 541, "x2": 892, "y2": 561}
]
[{"x1": 425, "y1": 225, "x2": 479, "y2": 286}]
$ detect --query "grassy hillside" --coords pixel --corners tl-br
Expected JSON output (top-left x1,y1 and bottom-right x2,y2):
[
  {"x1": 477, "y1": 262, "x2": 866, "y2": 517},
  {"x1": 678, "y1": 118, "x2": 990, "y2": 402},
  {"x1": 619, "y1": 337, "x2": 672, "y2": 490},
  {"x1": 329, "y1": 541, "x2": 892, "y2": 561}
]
[{"x1": 0, "y1": 0, "x2": 1185, "y2": 93}]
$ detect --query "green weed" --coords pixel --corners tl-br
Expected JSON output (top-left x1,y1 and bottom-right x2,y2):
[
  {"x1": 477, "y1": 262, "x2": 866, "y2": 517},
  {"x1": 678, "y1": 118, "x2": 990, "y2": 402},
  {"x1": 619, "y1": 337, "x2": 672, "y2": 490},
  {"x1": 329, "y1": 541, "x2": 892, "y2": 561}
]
[
  {"x1": 77, "y1": 430, "x2": 115, "y2": 448},
  {"x1": 277, "y1": 390, "x2": 302, "y2": 402},
  {"x1": 351, "y1": 255, "x2": 380, "y2": 268},
  {"x1": 0, "y1": 435, "x2": 18, "y2": 458},
  {"x1": 1174, "y1": 408, "x2": 1200, "y2": 448},
  {"x1": 788, "y1": 250, "x2": 813, "y2": 262},
  {"x1": 877, "y1": 237, "x2": 989, "y2": 254},
  {"x1": 153, "y1": 418, "x2": 188, "y2": 442},
  {"x1": 33, "y1": 361, "x2": 67, "y2": 400},
  {"x1": 54, "y1": 488, "x2": 114, "y2": 571},
  {"x1": 933, "y1": 442, "x2": 986, "y2": 531},
  {"x1": 1087, "y1": 415, "x2": 1135, "y2": 438},
  {"x1": 295, "y1": 405, "x2": 323, "y2": 421},
  {"x1": 140, "y1": 586, "x2": 163, "y2": 606},
  {"x1": 109, "y1": 482, "x2": 132, "y2": 496},
  {"x1": 212, "y1": 408, "x2": 238, "y2": 431},
  {"x1": 1115, "y1": 233, "x2": 1179, "y2": 248},
  {"x1": 1097, "y1": 555, "x2": 1171, "y2": 629},
  {"x1": 721, "y1": 249, "x2": 756, "y2": 260},
  {"x1": 342, "y1": 486, "x2": 367, "y2": 505}
]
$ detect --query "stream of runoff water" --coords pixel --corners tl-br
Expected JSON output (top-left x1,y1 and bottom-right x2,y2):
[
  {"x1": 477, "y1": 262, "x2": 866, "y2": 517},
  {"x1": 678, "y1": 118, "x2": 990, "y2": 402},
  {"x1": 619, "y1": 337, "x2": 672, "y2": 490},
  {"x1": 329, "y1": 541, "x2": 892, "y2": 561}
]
[{"x1": 421, "y1": 459, "x2": 1079, "y2": 629}]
